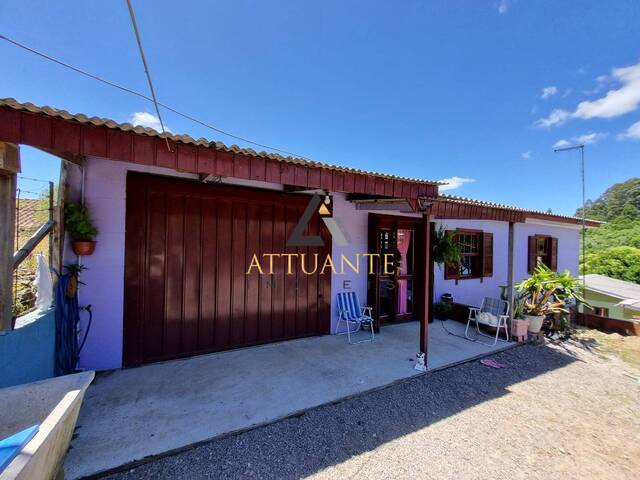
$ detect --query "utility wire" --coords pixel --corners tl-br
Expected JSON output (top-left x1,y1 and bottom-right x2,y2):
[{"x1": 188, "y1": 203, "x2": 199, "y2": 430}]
[
  {"x1": 18, "y1": 175, "x2": 52, "y2": 183},
  {"x1": 0, "y1": 34, "x2": 311, "y2": 160},
  {"x1": 124, "y1": 0, "x2": 170, "y2": 150}
]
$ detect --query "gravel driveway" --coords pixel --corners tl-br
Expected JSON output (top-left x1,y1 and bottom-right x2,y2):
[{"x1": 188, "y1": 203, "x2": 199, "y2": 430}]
[{"x1": 104, "y1": 342, "x2": 640, "y2": 480}]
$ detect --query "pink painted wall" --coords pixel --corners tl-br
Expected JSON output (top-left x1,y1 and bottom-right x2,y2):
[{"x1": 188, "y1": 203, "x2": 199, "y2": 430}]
[
  {"x1": 330, "y1": 196, "x2": 420, "y2": 333},
  {"x1": 71, "y1": 158, "x2": 198, "y2": 370},
  {"x1": 329, "y1": 194, "x2": 369, "y2": 333},
  {"x1": 432, "y1": 219, "x2": 509, "y2": 307},
  {"x1": 433, "y1": 219, "x2": 580, "y2": 308}
]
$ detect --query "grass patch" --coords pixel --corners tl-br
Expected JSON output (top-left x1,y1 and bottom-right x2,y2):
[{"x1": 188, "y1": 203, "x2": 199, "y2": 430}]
[{"x1": 573, "y1": 327, "x2": 640, "y2": 371}]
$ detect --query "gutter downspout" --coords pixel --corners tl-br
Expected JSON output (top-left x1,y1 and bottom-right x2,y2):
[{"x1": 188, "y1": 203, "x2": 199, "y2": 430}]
[{"x1": 507, "y1": 221, "x2": 515, "y2": 329}]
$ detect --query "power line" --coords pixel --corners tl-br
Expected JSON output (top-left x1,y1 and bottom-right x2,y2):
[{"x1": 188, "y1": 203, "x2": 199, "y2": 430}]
[
  {"x1": 18, "y1": 175, "x2": 52, "y2": 183},
  {"x1": 125, "y1": 0, "x2": 170, "y2": 150},
  {"x1": 0, "y1": 34, "x2": 312, "y2": 160}
]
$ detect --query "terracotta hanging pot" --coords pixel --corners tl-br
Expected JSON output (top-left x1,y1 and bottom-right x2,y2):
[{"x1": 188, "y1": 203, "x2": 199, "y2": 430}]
[{"x1": 72, "y1": 240, "x2": 96, "y2": 256}]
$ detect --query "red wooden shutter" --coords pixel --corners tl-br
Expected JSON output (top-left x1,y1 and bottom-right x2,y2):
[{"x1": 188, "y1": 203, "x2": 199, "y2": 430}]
[
  {"x1": 482, "y1": 232, "x2": 493, "y2": 277},
  {"x1": 527, "y1": 235, "x2": 537, "y2": 273},
  {"x1": 550, "y1": 237, "x2": 558, "y2": 271},
  {"x1": 444, "y1": 230, "x2": 459, "y2": 280}
]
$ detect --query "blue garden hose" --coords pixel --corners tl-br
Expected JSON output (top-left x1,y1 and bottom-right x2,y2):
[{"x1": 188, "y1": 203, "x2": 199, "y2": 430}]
[{"x1": 53, "y1": 271, "x2": 92, "y2": 376}]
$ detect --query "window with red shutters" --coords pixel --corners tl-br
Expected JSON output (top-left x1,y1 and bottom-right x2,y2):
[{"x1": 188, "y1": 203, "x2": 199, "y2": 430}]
[
  {"x1": 528, "y1": 235, "x2": 558, "y2": 272},
  {"x1": 444, "y1": 229, "x2": 493, "y2": 280}
]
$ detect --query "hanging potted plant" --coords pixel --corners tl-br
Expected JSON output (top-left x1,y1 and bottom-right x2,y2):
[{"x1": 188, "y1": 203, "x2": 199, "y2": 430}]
[
  {"x1": 432, "y1": 225, "x2": 462, "y2": 268},
  {"x1": 65, "y1": 202, "x2": 98, "y2": 256},
  {"x1": 515, "y1": 264, "x2": 587, "y2": 334}
]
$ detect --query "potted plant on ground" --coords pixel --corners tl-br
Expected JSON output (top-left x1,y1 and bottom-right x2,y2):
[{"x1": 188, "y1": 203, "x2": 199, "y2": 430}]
[
  {"x1": 440, "y1": 293, "x2": 454, "y2": 305},
  {"x1": 65, "y1": 202, "x2": 98, "y2": 256},
  {"x1": 433, "y1": 301, "x2": 452, "y2": 321},
  {"x1": 515, "y1": 264, "x2": 587, "y2": 334},
  {"x1": 510, "y1": 295, "x2": 530, "y2": 340}
]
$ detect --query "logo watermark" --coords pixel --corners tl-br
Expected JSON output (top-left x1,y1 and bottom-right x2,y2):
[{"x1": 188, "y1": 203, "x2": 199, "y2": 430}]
[{"x1": 246, "y1": 194, "x2": 396, "y2": 276}]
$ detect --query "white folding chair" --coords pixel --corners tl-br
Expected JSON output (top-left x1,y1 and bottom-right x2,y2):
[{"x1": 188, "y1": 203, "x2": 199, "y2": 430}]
[
  {"x1": 465, "y1": 297, "x2": 510, "y2": 346},
  {"x1": 336, "y1": 291, "x2": 375, "y2": 344}
]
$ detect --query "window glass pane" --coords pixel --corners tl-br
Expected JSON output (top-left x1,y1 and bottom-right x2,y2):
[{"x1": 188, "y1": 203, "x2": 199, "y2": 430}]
[
  {"x1": 537, "y1": 238, "x2": 547, "y2": 254},
  {"x1": 397, "y1": 229, "x2": 414, "y2": 275},
  {"x1": 459, "y1": 256, "x2": 472, "y2": 277},
  {"x1": 379, "y1": 229, "x2": 393, "y2": 274},
  {"x1": 379, "y1": 279, "x2": 393, "y2": 316},
  {"x1": 456, "y1": 231, "x2": 481, "y2": 278},
  {"x1": 396, "y1": 278, "x2": 413, "y2": 314}
]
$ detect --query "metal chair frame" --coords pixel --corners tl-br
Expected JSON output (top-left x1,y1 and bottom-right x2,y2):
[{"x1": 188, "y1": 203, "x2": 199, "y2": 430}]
[{"x1": 465, "y1": 297, "x2": 510, "y2": 346}]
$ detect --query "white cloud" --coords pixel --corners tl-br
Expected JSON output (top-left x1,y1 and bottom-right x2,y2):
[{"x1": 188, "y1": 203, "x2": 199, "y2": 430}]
[
  {"x1": 584, "y1": 75, "x2": 610, "y2": 95},
  {"x1": 575, "y1": 132, "x2": 608, "y2": 144},
  {"x1": 129, "y1": 112, "x2": 170, "y2": 132},
  {"x1": 521, "y1": 151, "x2": 531, "y2": 160},
  {"x1": 553, "y1": 139, "x2": 572, "y2": 149},
  {"x1": 497, "y1": 0, "x2": 509, "y2": 14},
  {"x1": 439, "y1": 176, "x2": 476, "y2": 191},
  {"x1": 553, "y1": 132, "x2": 607, "y2": 149},
  {"x1": 574, "y1": 64, "x2": 640, "y2": 119},
  {"x1": 540, "y1": 86, "x2": 558, "y2": 99},
  {"x1": 617, "y1": 120, "x2": 640, "y2": 140},
  {"x1": 535, "y1": 108, "x2": 571, "y2": 127},
  {"x1": 536, "y1": 62, "x2": 640, "y2": 127},
  {"x1": 562, "y1": 88, "x2": 573, "y2": 98}
]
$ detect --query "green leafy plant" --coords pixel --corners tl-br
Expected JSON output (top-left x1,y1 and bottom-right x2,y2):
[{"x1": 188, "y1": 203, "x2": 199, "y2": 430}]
[
  {"x1": 432, "y1": 225, "x2": 462, "y2": 266},
  {"x1": 515, "y1": 264, "x2": 588, "y2": 317},
  {"x1": 65, "y1": 202, "x2": 98, "y2": 241},
  {"x1": 433, "y1": 301, "x2": 452, "y2": 319},
  {"x1": 64, "y1": 263, "x2": 87, "y2": 277},
  {"x1": 512, "y1": 295, "x2": 526, "y2": 319},
  {"x1": 583, "y1": 246, "x2": 640, "y2": 284}
]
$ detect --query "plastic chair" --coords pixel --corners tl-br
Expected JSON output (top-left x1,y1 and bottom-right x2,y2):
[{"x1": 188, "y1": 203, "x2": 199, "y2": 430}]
[{"x1": 336, "y1": 291, "x2": 375, "y2": 344}]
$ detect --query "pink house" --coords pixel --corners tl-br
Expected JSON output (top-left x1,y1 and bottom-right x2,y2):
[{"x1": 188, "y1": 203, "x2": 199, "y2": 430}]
[{"x1": 0, "y1": 98, "x2": 600, "y2": 372}]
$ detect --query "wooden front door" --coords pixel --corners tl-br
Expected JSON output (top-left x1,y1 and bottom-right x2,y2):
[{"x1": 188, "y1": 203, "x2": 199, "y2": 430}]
[
  {"x1": 367, "y1": 214, "x2": 421, "y2": 327},
  {"x1": 123, "y1": 173, "x2": 331, "y2": 367}
]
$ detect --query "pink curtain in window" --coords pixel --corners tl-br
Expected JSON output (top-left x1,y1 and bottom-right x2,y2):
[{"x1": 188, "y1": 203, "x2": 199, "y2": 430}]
[{"x1": 396, "y1": 230, "x2": 411, "y2": 314}]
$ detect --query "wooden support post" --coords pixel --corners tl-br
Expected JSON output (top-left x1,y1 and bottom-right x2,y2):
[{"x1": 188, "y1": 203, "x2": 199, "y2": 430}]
[
  {"x1": 507, "y1": 221, "x2": 515, "y2": 330},
  {"x1": 48, "y1": 180, "x2": 54, "y2": 265},
  {"x1": 416, "y1": 212, "x2": 432, "y2": 371},
  {"x1": 0, "y1": 142, "x2": 20, "y2": 331},
  {"x1": 52, "y1": 157, "x2": 69, "y2": 274}
]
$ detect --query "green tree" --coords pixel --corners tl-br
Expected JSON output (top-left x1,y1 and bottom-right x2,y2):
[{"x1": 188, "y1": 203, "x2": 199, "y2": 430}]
[
  {"x1": 577, "y1": 178, "x2": 640, "y2": 284},
  {"x1": 576, "y1": 177, "x2": 640, "y2": 221},
  {"x1": 584, "y1": 216, "x2": 640, "y2": 251},
  {"x1": 583, "y1": 246, "x2": 640, "y2": 284}
]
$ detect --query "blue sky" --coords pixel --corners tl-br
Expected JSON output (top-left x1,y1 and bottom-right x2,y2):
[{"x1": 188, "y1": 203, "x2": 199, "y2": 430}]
[{"x1": 1, "y1": 0, "x2": 638, "y2": 215}]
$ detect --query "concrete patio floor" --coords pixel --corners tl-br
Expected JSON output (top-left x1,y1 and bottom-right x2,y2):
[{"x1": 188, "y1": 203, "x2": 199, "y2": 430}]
[{"x1": 64, "y1": 320, "x2": 511, "y2": 479}]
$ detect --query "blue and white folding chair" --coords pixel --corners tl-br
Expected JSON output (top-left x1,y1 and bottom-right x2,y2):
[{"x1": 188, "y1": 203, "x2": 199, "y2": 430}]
[
  {"x1": 465, "y1": 297, "x2": 510, "y2": 346},
  {"x1": 336, "y1": 291, "x2": 375, "y2": 344}
]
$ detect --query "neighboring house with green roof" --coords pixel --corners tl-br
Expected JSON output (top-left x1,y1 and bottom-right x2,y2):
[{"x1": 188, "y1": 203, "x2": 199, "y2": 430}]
[{"x1": 580, "y1": 274, "x2": 640, "y2": 323}]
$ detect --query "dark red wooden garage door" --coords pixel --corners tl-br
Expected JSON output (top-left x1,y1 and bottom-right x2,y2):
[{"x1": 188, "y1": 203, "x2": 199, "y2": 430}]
[{"x1": 123, "y1": 173, "x2": 331, "y2": 367}]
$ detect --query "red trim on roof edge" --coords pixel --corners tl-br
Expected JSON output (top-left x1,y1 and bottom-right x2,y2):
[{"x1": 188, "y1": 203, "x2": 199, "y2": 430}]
[{"x1": 0, "y1": 105, "x2": 438, "y2": 200}]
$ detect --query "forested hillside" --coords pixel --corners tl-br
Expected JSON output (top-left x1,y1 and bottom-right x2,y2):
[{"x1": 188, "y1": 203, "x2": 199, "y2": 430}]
[{"x1": 578, "y1": 178, "x2": 640, "y2": 284}]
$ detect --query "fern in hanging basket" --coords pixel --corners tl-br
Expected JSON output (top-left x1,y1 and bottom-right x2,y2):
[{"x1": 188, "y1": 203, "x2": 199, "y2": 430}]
[{"x1": 432, "y1": 225, "x2": 462, "y2": 266}]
